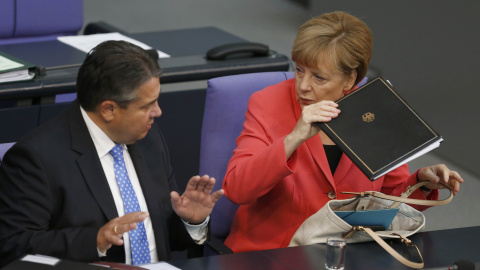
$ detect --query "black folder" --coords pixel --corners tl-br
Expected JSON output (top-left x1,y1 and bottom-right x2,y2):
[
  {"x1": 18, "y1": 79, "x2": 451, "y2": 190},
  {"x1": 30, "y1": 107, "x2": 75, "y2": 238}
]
[{"x1": 319, "y1": 77, "x2": 443, "y2": 181}]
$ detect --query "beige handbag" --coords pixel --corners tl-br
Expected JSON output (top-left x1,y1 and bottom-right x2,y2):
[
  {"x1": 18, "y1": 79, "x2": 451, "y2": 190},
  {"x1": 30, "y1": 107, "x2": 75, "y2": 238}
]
[{"x1": 289, "y1": 181, "x2": 452, "y2": 269}]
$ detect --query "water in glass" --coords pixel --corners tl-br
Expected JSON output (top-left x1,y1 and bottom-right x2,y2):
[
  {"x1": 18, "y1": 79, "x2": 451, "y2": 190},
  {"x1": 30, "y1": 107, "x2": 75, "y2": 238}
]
[{"x1": 325, "y1": 237, "x2": 346, "y2": 270}]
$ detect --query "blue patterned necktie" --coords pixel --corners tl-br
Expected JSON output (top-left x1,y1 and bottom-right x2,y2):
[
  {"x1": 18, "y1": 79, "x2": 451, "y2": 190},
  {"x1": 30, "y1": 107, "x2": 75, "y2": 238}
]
[{"x1": 110, "y1": 144, "x2": 151, "y2": 265}]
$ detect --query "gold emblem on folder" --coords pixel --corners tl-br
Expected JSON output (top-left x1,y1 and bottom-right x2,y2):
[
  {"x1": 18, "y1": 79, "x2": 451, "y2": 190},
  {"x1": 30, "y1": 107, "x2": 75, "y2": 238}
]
[{"x1": 362, "y1": 112, "x2": 375, "y2": 122}]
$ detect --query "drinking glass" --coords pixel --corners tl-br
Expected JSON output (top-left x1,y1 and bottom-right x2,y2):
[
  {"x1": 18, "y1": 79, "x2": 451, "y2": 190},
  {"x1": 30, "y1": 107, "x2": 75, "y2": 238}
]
[{"x1": 325, "y1": 237, "x2": 346, "y2": 270}]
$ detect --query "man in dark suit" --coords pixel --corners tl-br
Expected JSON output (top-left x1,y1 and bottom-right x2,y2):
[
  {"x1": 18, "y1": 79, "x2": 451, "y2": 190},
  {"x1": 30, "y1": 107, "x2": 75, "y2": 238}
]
[{"x1": 0, "y1": 41, "x2": 224, "y2": 267}]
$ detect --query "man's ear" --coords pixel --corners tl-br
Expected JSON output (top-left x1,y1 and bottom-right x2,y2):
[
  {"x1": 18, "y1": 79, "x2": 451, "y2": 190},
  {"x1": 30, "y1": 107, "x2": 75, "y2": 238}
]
[
  {"x1": 344, "y1": 70, "x2": 358, "y2": 91},
  {"x1": 98, "y1": 100, "x2": 117, "y2": 122}
]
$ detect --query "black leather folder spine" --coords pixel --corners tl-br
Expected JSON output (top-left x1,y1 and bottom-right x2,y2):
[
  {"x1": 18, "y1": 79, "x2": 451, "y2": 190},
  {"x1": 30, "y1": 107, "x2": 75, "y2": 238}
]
[{"x1": 319, "y1": 77, "x2": 442, "y2": 181}]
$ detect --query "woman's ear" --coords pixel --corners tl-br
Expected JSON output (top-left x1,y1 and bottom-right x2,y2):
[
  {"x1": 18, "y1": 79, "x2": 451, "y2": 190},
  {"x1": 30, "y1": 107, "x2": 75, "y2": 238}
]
[{"x1": 344, "y1": 70, "x2": 358, "y2": 91}]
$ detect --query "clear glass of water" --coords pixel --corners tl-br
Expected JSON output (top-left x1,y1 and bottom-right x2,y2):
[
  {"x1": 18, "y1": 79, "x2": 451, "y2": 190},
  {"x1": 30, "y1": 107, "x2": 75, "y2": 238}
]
[{"x1": 325, "y1": 237, "x2": 346, "y2": 270}]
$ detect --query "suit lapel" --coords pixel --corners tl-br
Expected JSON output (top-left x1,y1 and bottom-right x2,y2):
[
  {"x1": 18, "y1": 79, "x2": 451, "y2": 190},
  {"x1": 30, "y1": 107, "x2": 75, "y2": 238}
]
[
  {"x1": 68, "y1": 101, "x2": 119, "y2": 221},
  {"x1": 127, "y1": 144, "x2": 162, "y2": 216},
  {"x1": 127, "y1": 142, "x2": 167, "y2": 258}
]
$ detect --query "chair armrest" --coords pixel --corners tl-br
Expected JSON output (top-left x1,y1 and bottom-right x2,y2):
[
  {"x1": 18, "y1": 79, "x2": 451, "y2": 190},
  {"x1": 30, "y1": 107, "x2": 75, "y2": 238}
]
[{"x1": 83, "y1": 21, "x2": 129, "y2": 35}]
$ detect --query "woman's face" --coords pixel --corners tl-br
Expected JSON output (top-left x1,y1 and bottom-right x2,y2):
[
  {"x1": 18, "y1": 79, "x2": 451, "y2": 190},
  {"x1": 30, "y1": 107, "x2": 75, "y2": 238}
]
[{"x1": 294, "y1": 60, "x2": 356, "y2": 109}]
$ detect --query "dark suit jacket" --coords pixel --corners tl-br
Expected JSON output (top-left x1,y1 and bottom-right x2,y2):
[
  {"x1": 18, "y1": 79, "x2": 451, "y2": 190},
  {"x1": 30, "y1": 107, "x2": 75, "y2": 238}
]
[{"x1": 0, "y1": 101, "x2": 195, "y2": 267}]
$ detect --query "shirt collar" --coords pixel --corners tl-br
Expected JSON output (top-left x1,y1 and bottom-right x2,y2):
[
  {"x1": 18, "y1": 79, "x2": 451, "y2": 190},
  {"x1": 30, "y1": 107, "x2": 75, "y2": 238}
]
[{"x1": 80, "y1": 106, "x2": 121, "y2": 158}]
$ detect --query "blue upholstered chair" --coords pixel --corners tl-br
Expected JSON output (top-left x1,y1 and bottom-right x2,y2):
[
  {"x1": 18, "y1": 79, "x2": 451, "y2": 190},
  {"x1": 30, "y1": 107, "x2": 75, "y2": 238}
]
[
  {"x1": 0, "y1": 0, "x2": 84, "y2": 45},
  {"x1": 199, "y1": 71, "x2": 371, "y2": 254},
  {"x1": 0, "y1": 104, "x2": 42, "y2": 163},
  {"x1": 199, "y1": 71, "x2": 294, "y2": 254},
  {"x1": 0, "y1": 142, "x2": 15, "y2": 164}
]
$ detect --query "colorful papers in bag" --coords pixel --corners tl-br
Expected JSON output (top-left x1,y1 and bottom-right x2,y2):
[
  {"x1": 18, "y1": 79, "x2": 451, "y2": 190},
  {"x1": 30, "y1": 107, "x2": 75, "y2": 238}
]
[{"x1": 334, "y1": 208, "x2": 400, "y2": 229}]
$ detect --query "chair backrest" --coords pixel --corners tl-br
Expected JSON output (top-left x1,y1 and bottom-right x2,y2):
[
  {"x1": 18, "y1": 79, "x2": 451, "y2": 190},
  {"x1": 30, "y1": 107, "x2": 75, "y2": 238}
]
[
  {"x1": 0, "y1": 105, "x2": 40, "y2": 144},
  {"x1": 199, "y1": 71, "x2": 371, "y2": 246},
  {"x1": 0, "y1": 0, "x2": 83, "y2": 45},
  {"x1": 0, "y1": 103, "x2": 71, "y2": 163},
  {"x1": 199, "y1": 71, "x2": 294, "y2": 243}
]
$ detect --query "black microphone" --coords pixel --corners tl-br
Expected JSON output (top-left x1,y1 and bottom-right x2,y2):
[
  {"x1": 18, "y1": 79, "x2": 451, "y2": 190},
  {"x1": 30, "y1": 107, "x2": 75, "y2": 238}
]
[{"x1": 423, "y1": 259, "x2": 475, "y2": 270}]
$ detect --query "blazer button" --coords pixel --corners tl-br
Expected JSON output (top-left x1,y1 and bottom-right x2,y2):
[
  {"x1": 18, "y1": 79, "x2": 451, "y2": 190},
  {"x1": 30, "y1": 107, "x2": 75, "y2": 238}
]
[{"x1": 327, "y1": 190, "x2": 336, "y2": 199}]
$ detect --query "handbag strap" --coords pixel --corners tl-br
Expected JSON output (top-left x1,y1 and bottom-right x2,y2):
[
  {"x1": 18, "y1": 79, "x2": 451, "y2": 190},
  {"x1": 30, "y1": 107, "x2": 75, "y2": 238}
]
[
  {"x1": 341, "y1": 181, "x2": 452, "y2": 208},
  {"x1": 344, "y1": 226, "x2": 424, "y2": 269}
]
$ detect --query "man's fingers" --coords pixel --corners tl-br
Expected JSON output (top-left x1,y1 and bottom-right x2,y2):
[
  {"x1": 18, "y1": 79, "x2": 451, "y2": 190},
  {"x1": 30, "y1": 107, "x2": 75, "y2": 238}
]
[
  {"x1": 211, "y1": 189, "x2": 225, "y2": 203},
  {"x1": 113, "y1": 221, "x2": 138, "y2": 236},
  {"x1": 186, "y1": 175, "x2": 216, "y2": 192},
  {"x1": 112, "y1": 212, "x2": 147, "y2": 236},
  {"x1": 186, "y1": 175, "x2": 202, "y2": 191},
  {"x1": 196, "y1": 176, "x2": 209, "y2": 191},
  {"x1": 118, "y1": 211, "x2": 149, "y2": 224},
  {"x1": 109, "y1": 233, "x2": 124, "y2": 246},
  {"x1": 170, "y1": 191, "x2": 180, "y2": 207},
  {"x1": 98, "y1": 212, "x2": 149, "y2": 253},
  {"x1": 202, "y1": 177, "x2": 216, "y2": 193}
]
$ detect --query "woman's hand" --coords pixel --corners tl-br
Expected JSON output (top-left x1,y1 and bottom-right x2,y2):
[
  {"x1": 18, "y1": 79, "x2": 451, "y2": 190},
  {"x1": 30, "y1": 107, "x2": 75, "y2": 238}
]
[
  {"x1": 417, "y1": 164, "x2": 464, "y2": 195},
  {"x1": 284, "y1": 100, "x2": 340, "y2": 158}
]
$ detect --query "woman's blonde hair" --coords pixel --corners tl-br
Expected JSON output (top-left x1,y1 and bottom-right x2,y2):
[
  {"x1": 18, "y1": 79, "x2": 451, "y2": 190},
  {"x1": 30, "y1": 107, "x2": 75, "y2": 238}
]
[{"x1": 292, "y1": 11, "x2": 373, "y2": 87}]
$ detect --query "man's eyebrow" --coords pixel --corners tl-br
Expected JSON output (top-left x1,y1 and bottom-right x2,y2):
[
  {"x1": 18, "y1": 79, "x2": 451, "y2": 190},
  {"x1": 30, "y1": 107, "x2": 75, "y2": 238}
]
[
  {"x1": 149, "y1": 98, "x2": 158, "y2": 104},
  {"x1": 142, "y1": 98, "x2": 158, "y2": 108}
]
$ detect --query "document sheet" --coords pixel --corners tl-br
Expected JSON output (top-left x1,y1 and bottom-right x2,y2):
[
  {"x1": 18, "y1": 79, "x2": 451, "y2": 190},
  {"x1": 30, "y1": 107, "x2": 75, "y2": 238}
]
[{"x1": 58, "y1": 32, "x2": 170, "y2": 58}]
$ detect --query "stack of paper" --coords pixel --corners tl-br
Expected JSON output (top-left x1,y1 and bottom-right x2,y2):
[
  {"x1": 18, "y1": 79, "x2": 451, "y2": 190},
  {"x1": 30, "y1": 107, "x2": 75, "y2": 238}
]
[
  {"x1": 0, "y1": 52, "x2": 35, "y2": 83},
  {"x1": 57, "y1": 32, "x2": 170, "y2": 58}
]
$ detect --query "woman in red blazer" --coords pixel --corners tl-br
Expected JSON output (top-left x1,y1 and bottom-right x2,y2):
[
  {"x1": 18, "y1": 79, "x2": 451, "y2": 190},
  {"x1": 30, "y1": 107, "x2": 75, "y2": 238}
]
[{"x1": 222, "y1": 11, "x2": 464, "y2": 253}]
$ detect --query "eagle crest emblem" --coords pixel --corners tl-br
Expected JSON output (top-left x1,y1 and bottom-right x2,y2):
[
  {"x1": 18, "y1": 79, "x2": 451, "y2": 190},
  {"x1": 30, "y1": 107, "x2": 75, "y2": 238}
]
[{"x1": 362, "y1": 112, "x2": 375, "y2": 122}]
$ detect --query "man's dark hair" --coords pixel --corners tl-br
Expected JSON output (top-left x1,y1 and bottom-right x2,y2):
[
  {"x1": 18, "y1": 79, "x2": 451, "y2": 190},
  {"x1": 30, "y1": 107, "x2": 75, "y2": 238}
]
[{"x1": 76, "y1": 40, "x2": 162, "y2": 111}]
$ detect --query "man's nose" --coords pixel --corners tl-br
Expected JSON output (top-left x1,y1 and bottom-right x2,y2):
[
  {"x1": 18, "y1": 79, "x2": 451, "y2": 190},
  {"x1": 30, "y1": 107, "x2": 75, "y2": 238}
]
[{"x1": 151, "y1": 101, "x2": 162, "y2": 118}]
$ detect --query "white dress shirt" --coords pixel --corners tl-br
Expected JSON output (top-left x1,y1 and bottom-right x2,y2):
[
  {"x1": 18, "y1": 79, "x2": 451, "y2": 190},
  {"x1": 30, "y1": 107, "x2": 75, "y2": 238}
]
[{"x1": 80, "y1": 107, "x2": 207, "y2": 264}]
